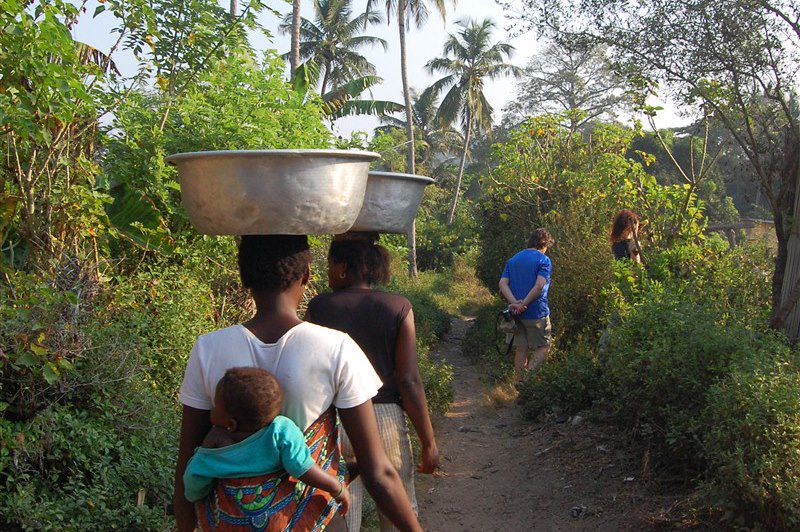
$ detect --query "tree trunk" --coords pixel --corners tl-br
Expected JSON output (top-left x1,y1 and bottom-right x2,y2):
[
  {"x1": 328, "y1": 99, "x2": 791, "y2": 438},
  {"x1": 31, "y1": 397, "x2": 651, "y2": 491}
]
[
  {"x1": 771, "y1": 134, "x2": 800, "y2": 339},
  {"x1": 290, "y1": 0, "x2": 301, "y2": 76},
  {"x1": 398, "y1": 0, "x2": 418, "y2": 278},
  {"x1": 320, "y1": 59, "x2": 331, "y2": 95},
  {"x1": 407, "y1": 220, "x2": 419, "y2": 279},
  {"x1": 448, "y1": 109, "x2": 472, "y2": 225},
  {"x1": 229, "y1": 0, "x2": 238, "y2": 16}
]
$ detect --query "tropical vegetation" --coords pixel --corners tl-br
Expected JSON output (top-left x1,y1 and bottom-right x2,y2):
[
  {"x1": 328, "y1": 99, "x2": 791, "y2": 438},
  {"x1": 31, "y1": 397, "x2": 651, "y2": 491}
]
[{"x1": 3, "y1": 0, "x2": 800, "y2": 529}]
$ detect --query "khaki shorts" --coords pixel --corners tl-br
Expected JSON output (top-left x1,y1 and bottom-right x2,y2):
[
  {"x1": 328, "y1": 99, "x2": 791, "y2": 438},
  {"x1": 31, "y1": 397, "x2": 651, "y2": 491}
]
[{"x1": 513, "y1": 316, "x2": 552, "y2": 349}]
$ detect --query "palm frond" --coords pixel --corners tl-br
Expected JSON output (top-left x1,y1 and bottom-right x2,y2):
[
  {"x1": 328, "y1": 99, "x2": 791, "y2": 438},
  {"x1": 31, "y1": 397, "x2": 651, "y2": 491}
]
[
  {"x1": 330, "y1": 99, "x2": 404, "y2": 117},
  {"x1": 322, "y1": 74, "x2": 382, "y2": 101},
  {"x1": 438, "y1": 83, "x2": 465, "y2": 125}
]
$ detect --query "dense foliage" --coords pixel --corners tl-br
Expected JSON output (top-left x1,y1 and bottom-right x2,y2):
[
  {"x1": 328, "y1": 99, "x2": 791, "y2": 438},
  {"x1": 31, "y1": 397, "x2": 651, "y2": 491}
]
[
  {"x1": 464, "y1": 113, "x2": 796, "y2": 526},
  {"x1": 3, "y1": 0, "x2": 798, "y2": 528},
  {"x1": 476, "y1": 114, "x2": 707, "y2": 343},
  {"x1": 0, "y1": 1, "x2": 458, "y2": 528}
]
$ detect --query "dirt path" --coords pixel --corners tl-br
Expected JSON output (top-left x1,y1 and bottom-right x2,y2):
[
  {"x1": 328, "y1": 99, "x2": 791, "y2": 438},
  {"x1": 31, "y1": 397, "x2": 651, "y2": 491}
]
[{"x1": 415, "y1": 317, "x2": 691, "y2": 531}]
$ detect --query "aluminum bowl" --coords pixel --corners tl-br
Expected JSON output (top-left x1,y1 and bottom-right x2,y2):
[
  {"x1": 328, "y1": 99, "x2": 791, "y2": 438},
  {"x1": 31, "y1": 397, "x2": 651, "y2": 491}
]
[
  {"x1": 349, "y1": 171, "x2": 435, "y2": 234},
  {"x1": 165, "y1": 150, "x2": 380, "y2": 235}
]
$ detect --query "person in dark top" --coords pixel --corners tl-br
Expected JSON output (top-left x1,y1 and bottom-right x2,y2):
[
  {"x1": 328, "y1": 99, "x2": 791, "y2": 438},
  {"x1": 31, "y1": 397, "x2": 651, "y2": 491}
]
[
  {"x1": 610, "y1": 209, "x2": 642, "y2": 263},
  {"x1": 306, "y1": 234, "x2": 438, "y2": 532}
]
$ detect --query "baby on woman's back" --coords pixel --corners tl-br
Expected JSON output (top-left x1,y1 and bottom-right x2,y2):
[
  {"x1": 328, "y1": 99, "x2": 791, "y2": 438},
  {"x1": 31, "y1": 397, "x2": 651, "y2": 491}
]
[{"x1": 182, "y1": 367, "x2": 350, "y2": 511}]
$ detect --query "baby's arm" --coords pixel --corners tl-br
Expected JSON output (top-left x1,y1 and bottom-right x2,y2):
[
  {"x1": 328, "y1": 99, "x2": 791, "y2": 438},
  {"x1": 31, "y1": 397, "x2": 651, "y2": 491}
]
[
  {"x1": 276, "y1": 418, "x2": 350, "y2": 514},
  {"x1": 299, "y1": 465, "x2": 350, "y2": 514}
]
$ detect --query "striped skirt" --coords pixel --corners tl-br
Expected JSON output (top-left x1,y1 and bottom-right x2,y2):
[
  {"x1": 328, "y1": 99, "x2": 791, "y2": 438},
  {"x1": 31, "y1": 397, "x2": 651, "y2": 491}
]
[{"x1": 340, "y1": 403, "x2": 417, "y2": 532}]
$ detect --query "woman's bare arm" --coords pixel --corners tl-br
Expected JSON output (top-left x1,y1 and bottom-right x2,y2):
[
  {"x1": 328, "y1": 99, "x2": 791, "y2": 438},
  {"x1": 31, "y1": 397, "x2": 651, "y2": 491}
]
[
  {"x1": 339, "y1": 402, "x2": 422, "y2": 531},
  {"x1": 174, "y1": 405, "x2": 212, "y2": 532},
  {"x1": 394, "y1": 310, "x2": 438, "y2": 473}
]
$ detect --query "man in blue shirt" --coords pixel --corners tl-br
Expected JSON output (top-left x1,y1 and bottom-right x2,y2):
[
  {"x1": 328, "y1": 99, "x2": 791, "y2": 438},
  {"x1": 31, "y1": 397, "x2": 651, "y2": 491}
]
[{"x1": 498, "y1": 228, "x2": 554, "y2": 383}]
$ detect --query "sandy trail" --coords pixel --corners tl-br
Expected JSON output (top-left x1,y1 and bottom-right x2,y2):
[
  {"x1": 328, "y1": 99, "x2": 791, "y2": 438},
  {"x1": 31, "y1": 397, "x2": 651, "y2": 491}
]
[{"x1": 415, "y1": 317, "x2": 691, "y2": 532}]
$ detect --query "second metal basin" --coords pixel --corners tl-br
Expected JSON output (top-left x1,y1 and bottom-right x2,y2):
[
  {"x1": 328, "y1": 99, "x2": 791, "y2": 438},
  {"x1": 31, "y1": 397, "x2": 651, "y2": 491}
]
[
  {"x1": 350, "y1": 171, "x2": 435, "y2": 234},
  {"x1": 165, "y1": 150, "x2": 380, "y2": 235}
]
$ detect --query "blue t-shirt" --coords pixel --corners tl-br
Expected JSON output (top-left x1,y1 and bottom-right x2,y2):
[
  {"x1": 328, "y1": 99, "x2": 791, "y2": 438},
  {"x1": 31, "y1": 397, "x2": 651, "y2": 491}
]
[
  {"x1": 500, "y1": 249, "x2": 552, "y2": 320},
  {"x1": 183, "y1": 415, "x2": 315, "y2": 502}
]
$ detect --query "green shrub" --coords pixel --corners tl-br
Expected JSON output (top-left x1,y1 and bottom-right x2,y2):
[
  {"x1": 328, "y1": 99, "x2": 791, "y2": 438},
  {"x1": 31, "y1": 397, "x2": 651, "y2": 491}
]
[
  {"x1": 518, "y1": 342, "x2": 603, "y2": 419},
  {"x1": 391, "y1": 275, "x2": 453, "y2": 414},
  {"x1": 417, "y1": 343, "x2": 454, "y2": 416},
  {"x1": 388, "y1": 271, "x2": 451, "y2": 346},
  {"x1": 461, "y1": 304, "x2": 514, "y2": 383},
  {"x1": 0, "y1": 268, "x2": 185, "y2": 530},
  {"x1": 704, "y1": 363, "x2": 800, "y2": 529},
  {"x1": 603, "y1": 289, "x2": 791, "y2": 470},
  {"x1": 0, "y1": 403, "x2": 175, "y2": 530},
  {"x1": 0, "y1": 271, "x2": 86, "y2": 419},
  {"x1": 119, "y1": 265, "x2": 217, "y2": 398},
  {"x1": 415, "y1": 186, "x2": 479, "y2": 271}
]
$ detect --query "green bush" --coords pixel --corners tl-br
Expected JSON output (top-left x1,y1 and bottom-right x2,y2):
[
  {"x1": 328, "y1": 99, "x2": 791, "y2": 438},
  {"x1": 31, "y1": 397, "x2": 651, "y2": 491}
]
[
  {"x1": 704, "y1": 363, "x2": 800, "y2": 529},
  {"x1": 603, "y1": 288, "x2": 791, "y2": 470},
  {"x1": 518, "y1": 342, "x2": 603, "y2": 420},
  {"x1": 119, "y1": 265, "x2": 217, "y2": 398},
  {"x1": 0, "y1": 404, "x2": 174, "y2": 530},
  {"x1": 0, "y1": 271, "x2": 86, "y2": 419},
  {"x1": 417, "y1": 343, "x2": 454, "y2": 416},
  {"x1": 0, "y1": 269, "x2": 180, "y2": 530},
  {"x1": 461, "y1": 304, "x2": 514, "y2": 383},
  {"x1": 391, "y1": 274, "x2": 454, "y2": 414},
  {"x1": 388, "y1": 271, "x2": 451, "y2": 346},
  {"x1": 415, "y1": 186, "x2": 479, "y2": 271}
]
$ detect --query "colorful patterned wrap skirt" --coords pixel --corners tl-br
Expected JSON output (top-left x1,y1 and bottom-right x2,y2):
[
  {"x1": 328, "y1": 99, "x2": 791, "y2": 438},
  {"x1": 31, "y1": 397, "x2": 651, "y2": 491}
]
[{"x1": 196, "y1": 409, "x2": 345, "y2": 531}]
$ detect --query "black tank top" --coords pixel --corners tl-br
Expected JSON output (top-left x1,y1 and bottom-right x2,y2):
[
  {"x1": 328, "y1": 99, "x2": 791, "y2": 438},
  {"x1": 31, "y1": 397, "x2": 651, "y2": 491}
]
[{"x1": 306, "y1": 288, "x2": 412, "y2": 404}]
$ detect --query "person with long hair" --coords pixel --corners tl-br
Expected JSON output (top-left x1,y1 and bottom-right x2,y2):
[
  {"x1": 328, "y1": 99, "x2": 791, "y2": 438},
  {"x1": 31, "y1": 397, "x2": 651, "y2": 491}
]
[
  {"x1": 174, "y1": 235, "x2": 421, "y2": 532},
  {"x1": 306, "y1": 234, "x2": 438, "y2": 532},
  {"x1": 610, "y1": 209, "x2": 642, "y2": 263}
]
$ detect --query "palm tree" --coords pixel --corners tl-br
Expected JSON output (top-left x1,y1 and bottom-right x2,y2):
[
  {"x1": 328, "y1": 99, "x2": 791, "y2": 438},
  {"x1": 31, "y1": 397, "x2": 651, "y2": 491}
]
[
  {"x1": 281, "y1": 0, "x2": 386, "y2": 94},
  {"x1": 366, "y1": 0, "x2": 455, "y2": 277},
  {"x1": 290, "y1": 0, "x2": 301, "y2": 75},
  {"x1": 379, "y1": 86, "x2": 463, "y2": 172},
  {"x1": 427, "y1": 18, "x2": 520, "y2": 224}
]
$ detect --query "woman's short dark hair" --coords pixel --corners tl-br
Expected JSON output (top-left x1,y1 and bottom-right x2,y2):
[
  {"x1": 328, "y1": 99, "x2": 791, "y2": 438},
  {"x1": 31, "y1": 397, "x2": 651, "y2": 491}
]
[
  {"x1": 528, "y1": 228, "x2": 554, "y2": 250},
  {"x1": 329, "y1": 238, "x2": 391, "y2": 286},
  {"x1": 218, "y1": 367, "x2": 283, "y2": 429},
  {"x1": 238, "y1": 235, "x2": 311, "y2": 292},
  {"x1": 610, "y1": 209, "x2": 640, "y2": 243}
]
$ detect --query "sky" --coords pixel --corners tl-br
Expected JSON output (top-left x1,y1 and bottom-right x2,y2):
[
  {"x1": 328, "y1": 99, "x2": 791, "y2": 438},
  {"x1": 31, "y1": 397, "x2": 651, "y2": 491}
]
[{"x1": 73, "y1": 0, "x2": 688, "y2": 137}]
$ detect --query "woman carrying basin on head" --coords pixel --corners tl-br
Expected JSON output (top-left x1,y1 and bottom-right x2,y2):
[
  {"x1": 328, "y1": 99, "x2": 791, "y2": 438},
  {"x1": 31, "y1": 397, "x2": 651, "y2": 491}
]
[
  {"x1": 173, "y1": 235, "x2": 421, "y2": 532},
  {"x1": 306, "y1": 234, "x2": 439, "y2": 532}
]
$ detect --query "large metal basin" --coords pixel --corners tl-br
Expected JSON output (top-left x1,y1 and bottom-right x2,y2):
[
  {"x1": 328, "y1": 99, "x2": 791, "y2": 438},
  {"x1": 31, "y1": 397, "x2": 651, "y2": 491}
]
[
  {"x1": 165, "y1": 150, "x2": 380, "y2": 235},
  {"x1": 350, "y1": 171, "x2": 435, "y2": 234}
]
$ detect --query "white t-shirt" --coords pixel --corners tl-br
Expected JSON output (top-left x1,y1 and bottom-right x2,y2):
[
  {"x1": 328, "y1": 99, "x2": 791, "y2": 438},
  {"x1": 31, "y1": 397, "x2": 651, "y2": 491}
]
[{"x1": 179, "y1": 322, "x2": 382, "y2": 431}]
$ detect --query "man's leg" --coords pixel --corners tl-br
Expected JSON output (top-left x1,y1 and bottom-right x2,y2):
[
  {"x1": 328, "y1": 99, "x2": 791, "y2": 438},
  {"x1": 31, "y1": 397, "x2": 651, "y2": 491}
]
[
  {"x1": 529, "y1": 345, "x2": 550, "y2": 372},
  {"x1": 513, "y1": 320, "x2": 530, "y2": 383},
  {"x1": 529, "y1": 316, "x2": 553, "y2": 373},
  {"x1": 514, "y1": 345, "x2": 529, "y2": 383}
]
